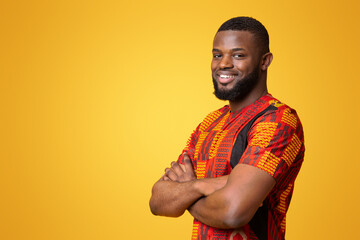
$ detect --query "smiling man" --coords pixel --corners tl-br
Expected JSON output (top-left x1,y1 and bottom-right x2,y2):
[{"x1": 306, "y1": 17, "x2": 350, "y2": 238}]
[{"x1": 150, "y1": 17, "x2": 305, "y2": 240}]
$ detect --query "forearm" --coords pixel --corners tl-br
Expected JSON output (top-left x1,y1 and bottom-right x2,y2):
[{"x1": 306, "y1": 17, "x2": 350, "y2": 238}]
[
  {"x1": 188, "y1": 188, "x2": 239, "y2": 229},
  {"x1": 188, "y1": 165, "x2": 275, "y2": 229},
  {"x1": 149, "y1": 179, "x2": 203, "y2": 217}
]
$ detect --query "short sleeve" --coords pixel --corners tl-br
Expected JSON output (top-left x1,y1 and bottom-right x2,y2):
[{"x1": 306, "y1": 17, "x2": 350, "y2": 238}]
[
  {"x1": 177, "y1": 125, "x2": 199, "y2": 165},
  {"x1": 239, "y1": 107, "x2": 305, "y2": 181}
]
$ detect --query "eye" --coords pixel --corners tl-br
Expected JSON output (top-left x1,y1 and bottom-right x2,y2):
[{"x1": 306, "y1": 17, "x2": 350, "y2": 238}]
[
  {"x1": 234, "y1": 54, "x2": 245, "y2": 58},
  {"x1": 213, "y1": 54, "x2": 222, "y2": 59}
]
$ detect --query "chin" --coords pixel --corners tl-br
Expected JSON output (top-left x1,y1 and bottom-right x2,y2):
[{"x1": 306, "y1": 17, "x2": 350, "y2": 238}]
[{"x1": 217, "y1": 80, "x2": 239, "y2": 92}]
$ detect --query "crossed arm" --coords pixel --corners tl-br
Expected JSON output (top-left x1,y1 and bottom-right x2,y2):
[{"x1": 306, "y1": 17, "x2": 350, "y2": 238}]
[{"x1": 149, "y1": 153, "x2": 276, "y2": 229}]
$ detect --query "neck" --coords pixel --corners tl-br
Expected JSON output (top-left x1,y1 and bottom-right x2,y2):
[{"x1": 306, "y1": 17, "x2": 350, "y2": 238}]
[{"x1": 229, "y1": 71, "x2": 268, "y2": 112}]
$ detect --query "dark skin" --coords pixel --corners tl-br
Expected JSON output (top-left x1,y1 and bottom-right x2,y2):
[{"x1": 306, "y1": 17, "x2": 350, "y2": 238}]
[
  {"x1": 212, "y1": 31, "x2": 273, "y2": 113},
  {"x1": 150, "y1": 153, "x2": 227, "y2": 217},
  {"x1": 150, "y1": 30, "x2": 275, "y2": 229}
]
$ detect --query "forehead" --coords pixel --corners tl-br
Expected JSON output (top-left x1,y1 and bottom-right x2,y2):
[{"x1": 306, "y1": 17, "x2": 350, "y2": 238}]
[{"x1": 213, "y1": 30, "x2": 257, "y2": 51}]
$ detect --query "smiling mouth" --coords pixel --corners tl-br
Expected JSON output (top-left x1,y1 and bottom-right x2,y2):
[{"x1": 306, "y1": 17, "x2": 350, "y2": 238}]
[{"x1": 217, "y1": 74, "x2": 237, "y2": 84}]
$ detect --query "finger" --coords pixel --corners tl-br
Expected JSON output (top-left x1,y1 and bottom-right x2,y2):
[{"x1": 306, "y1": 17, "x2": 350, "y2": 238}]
[
  {"x1": 161, "y1": 174, "x2": 170, "y2": 181},
  {"x1": 170, "y1": 161, "x2": 184, "y2": 176},
  {"x1": 179, "y1": 164, "x2": 186, "y2": 172},
  {"x1": 183, "y1": 153, "x2": 195, "y2": 175},
  {"x1": 165, "y1": 168, "x2": 178, "y2": 181}
]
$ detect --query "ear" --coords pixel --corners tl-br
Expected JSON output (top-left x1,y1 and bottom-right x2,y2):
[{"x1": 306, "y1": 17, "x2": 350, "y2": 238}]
[{"x1": 260, "y1": 52, "x2": 273, "y2": 71}]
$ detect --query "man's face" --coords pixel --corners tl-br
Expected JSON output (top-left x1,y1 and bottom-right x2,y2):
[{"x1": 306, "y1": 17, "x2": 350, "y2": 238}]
[{"x1": 212, "y1": 30, "x2": 261, "y2": 101}]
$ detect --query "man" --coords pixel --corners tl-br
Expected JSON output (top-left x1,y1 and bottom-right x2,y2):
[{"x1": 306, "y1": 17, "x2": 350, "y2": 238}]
[{"x1": 149, "y1": 17, "x2": 304, "y2": 240}]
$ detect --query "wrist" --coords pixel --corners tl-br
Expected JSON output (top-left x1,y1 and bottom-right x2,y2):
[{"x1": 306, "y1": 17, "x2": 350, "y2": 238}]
[
  {"x1": 193, "y1": 179, "x2": 206, "y2": 196},
  {"x1": 194, "y1": 176, "x2": 228, "y2": 196},
  {"x1": 194, "y1": 178, "x2": 213, "y2": 196}
]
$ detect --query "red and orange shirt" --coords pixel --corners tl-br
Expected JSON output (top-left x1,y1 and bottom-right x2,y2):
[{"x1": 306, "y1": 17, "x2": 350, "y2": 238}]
[{"x1": 178, "y1": 94, "x2": 305, "y2": 240}]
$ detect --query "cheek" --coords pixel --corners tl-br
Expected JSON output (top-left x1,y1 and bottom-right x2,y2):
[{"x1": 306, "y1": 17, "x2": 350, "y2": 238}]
[
  {"x1": 235, "y1": 62, "x2": 251, "y2": 73},
  {"x1": 234, "y1": 60, "x2": 246, "y2": 69}
]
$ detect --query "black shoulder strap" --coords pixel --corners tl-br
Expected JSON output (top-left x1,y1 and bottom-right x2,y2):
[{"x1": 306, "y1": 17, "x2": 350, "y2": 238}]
[
  {"x1": 230, "y1": 105, "x2": 277, "y2": 168},
  {"x1": 229, "y1": 104, "x2": 278, "y2": 240}
]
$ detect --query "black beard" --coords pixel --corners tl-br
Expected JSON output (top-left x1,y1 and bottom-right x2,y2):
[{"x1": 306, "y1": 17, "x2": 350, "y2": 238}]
[{"x1": 212, "y1": 67, "x2": 259, "y2": 101}]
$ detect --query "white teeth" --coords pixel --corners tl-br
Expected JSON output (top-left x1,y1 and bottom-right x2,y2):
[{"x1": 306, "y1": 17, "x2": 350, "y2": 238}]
[{"x1": 220, "y1": 75, "x2": 235, "y2": 78}]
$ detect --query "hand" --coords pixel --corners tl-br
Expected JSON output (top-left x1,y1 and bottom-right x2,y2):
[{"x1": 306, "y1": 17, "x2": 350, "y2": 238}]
[
  {"x1": 197, "y1": 176, "x2": 227, "y2": 196},
  {"x1": 164, "y1": 153, "x2": 196, "y2": 183}
]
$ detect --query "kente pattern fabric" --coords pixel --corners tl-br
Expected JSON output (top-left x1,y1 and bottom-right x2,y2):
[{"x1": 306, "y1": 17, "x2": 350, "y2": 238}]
[{"x1": 177, "y1": 94, "x2": 305, "y2": 240}]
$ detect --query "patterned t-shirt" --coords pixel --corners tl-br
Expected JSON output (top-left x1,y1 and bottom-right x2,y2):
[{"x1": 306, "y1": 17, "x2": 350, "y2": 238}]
[{"x1": 177, "y1": 94, "x2": 305, "y2": 240}]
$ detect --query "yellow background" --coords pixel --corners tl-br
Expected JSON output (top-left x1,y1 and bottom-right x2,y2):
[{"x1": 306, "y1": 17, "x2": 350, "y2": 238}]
[{"x1": 1, "y1": 0, "x2": 359, "y2": 239}]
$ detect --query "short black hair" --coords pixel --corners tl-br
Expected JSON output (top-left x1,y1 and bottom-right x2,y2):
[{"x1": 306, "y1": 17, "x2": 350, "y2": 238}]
[{"x1": 217, "y1": 17, "x2": 270, "y2": 54}]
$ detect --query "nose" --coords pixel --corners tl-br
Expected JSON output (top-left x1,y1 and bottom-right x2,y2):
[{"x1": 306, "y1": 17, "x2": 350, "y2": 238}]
[{"x1": 219, "y1": 55, "x2": 233, "y2": 69}]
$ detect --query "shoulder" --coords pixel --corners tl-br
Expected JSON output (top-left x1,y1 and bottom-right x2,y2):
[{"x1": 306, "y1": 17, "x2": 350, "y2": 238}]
[
  {"x1": 248, "y1": 96, "x2": 304, "y2": 157},
  {"x1": 260, "y1": 97, "x2": 303, "y2": 134},
  {"x1": 197, "y1": 105, "x2": 230, "y2": 132},
  {"x1": 202, "y1": 105, "x2": 230, "y2": 121},
  {"x1": 243, "y1": 97, "x2": 305, "y2": 180}
]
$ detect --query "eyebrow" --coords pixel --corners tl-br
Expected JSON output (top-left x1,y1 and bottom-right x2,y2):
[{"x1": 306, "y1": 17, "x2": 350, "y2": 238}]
[
  {"x1": 232, "y1": 48, "x2": 245, "y2": 51},
  {"x1": 212, "y1": 48, "x2": 245, "y2": 52}
]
